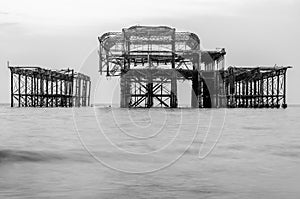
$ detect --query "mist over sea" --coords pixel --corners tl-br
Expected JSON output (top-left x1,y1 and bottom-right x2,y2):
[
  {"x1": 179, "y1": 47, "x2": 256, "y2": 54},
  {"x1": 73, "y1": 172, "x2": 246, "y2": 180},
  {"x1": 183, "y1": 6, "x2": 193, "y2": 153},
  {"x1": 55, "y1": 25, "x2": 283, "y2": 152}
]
[{"x1": 0, "y1": 104, "x2": 299, "y2": 198}]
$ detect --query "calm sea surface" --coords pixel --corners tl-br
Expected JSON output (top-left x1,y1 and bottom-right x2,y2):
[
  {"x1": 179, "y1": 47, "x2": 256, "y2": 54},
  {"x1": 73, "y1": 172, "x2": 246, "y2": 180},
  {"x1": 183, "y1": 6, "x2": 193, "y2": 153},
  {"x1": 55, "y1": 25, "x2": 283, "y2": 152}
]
[{"x1": 0, "y1": 105, "x2": 299, "y2": 198}]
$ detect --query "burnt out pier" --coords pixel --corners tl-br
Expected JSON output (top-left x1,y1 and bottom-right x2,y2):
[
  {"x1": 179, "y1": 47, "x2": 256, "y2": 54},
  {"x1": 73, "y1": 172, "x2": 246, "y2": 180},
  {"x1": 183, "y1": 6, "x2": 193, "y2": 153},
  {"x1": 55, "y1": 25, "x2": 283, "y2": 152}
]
[
  {"x1": 98, "y1": 25, "x2": 291, "y2": 108},
  {"x1": 9, "y1": 63, "x2": 91, "y2": 108}
]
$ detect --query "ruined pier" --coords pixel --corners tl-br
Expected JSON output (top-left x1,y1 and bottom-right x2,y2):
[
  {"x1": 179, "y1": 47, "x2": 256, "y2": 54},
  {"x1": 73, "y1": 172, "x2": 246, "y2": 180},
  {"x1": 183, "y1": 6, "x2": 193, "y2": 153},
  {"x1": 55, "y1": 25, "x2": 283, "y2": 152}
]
[
  {"x1": 97, "y1": 25, "x2": 291, "y2": 108},
  {"x1": 8, "y1": 63, "x2": 91, "y2": 108}
]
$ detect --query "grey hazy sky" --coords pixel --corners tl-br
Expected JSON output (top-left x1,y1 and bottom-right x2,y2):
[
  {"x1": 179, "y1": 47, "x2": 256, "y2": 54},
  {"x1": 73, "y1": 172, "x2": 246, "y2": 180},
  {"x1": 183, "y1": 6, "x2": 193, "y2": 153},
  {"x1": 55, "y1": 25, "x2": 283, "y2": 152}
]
[{"x1": 0, "y1": 0, "x2": 299, "y2": 104}]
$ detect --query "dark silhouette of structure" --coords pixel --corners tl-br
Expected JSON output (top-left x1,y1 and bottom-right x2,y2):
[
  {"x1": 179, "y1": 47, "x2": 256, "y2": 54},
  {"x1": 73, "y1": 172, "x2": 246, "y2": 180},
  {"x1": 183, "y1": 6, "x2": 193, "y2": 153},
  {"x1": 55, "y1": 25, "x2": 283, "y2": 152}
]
[{"x1": 97, "y1": 25, "x2": 290, "y2": 108}]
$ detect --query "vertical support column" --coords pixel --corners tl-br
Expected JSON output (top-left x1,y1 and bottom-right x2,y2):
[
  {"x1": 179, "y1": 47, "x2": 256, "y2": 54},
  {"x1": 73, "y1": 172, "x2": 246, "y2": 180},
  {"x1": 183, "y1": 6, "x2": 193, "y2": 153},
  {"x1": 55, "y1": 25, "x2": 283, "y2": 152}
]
[
  {"x1": 171, "y1": 29, "x2": 175, "y2": 69},
  {"x1": 78, "y1": 79, "x2": 81, "y2": 107},
  {"x1": 123, "y1": 29, "x2": 130, "y2": 71},
  {"x1": 170, "y1": 70, "x2": 178, "y2": 108},
  {"x1": 81, "y1": 79, "x2": 86, "y2": 106},
  {"x1": 75, "y1": 78, "x2": 78, "y2": 107},
  {"x1": 160, "y1": 81, "x2": 163, "y2": 107},
  {"x1": 234, "y1": 81, "x2": 237, "y2": 107},
  {"x1": 105, "y1": 50, "x2": 110, "y2": 76},
  {"x1": 246, "y1": 80, "x2": 248, "y2": 107},
  {"x1": 31, "y1": 76, "x2": 34, "y2": 106},
  {"x1": 99, "y1": 39, "x2": 103, "y2": 74},
  {"x1": 64, "y1": 79, "x2": 68, "y2": 106},
  {"x1": 71, "y1": 70, "x2": 74, "y2": 107},
  {"x1": 10, "y1": 69, "x2": 14, "y2": 107},
  {"x1": 60, "y1": 79, "x2": 63, "y2": 107},
  {"x1": 120, "y1": 73, "x2": 130, "y2": 108},
  {"x1": 146, "y1": 83, "x2": 153, "y2": 108},
  {"x1": 215, "y1": 72, "x2": 220, "y2": 108},
  {"x1": 34, "y1": 75, "x2": 37, "y2": 107},
  {"x1": 88, "y1": 80, "x2": 91, "y2": 106},
  {"x1": 271, "y1": 75, "x2": 274, "y2": 108},
  {"x1": 191, "y1": 71, "x2": 199, "y2": 108},
  {"x1": 238, "y1": 81, "x2": 241, "y2": 107},
  {"x1": 229, "y1": 69, "x2": 235, "y2": 107},
  {"x1": 203, "y1": 74, "x2": 212, "y2": 108},
  {"x1": 36, "y1": 75, "x2": 39, "y2": 107},
  {"x1": 259, "y1": 75, "x2": 264, "y2": 108},
  {"x1": 242, "y1": 81, "x2": 245, "y2": 107},
  {"x1": 255, "y1": 80, "x2": 258, "y2": 107},
  {"x1": 252, "y1": 80, "x2": 255, "y2": 108},
  {"x1": 146, "y1": 70, "x2": 153, "y2": 108},
  {"x1": 55, "y1": 79, "x2": 58, "y2": 107},
  {"x1": 266, "y1": 77, "x2": 269, "y2": 107},
  {"x1": 51, "y1": 77, "x2": 54, "y2": 107},
  {"x1": 40, "y1": 76, "x2": 43, "y2": 107},
  {"x1": 276, "y1": 71, "x2": 280, "y2": 108},
  {"x1": 24, "y1": 75, "x2": 28, "y2": 107},
  {"x1": 46, "y1": 76, "x2": 49, "y2": 107},
  {"x1": 199, "y1": 77, "x2": 203, "y2": 108},
  {"x1": 220, "y1": 73, "x2": 224, "y2": 108},
  {"x1": 251, "y1": 80, "x2": 254, "y2": 107},
  {"x1": 18, "y1": 73, "x2": 21, "y2": 107},
  {"x1": 68, "y1": 78, "x2": 72, "y2": 107},
  {"x1": 282, "y1": 69, "x2": 287, "y2": 108}
]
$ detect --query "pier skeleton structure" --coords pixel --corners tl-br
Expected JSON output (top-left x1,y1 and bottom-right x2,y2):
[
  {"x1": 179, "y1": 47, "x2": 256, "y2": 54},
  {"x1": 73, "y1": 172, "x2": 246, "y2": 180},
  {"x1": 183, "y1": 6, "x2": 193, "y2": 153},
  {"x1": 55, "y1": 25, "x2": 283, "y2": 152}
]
[
  {"x1": 98, "y1": 25, "x2": 290, "y2": 108},
  {"x1": 9, "y1": 63, "x2": 91, "y2": 108}
]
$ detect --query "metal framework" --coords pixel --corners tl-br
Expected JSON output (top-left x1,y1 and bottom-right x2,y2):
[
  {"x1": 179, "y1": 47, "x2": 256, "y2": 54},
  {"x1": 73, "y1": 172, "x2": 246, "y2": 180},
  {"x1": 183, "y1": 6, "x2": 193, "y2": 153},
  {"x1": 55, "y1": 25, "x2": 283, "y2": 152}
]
[
  {"x1": 98, "y1": 25, "x2": 291, "y2": 108},
  {"x1": 9, "y1": 64, "x2": 91, "y2": 108},
  {"x1": 222, "y1": 66, "x2": 291, "y2": 108}
]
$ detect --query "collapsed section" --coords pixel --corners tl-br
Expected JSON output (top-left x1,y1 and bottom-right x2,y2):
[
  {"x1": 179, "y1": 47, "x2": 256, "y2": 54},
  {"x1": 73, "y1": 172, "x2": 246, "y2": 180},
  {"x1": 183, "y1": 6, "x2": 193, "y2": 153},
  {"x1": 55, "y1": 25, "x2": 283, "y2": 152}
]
[
  {"x1": 8, "y1": 64, "x2": 91, "y2": 108},
  {"x1": 221, "y1": 66, "x2": 291, "y2": 108}
]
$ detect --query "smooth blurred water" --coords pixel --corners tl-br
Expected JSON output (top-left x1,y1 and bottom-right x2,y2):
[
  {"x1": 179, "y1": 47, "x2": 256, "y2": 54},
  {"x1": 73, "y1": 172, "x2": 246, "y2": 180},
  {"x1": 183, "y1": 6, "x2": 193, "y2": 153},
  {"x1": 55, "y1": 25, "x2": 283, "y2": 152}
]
[{"x1": 0, "y1": 105, "x2": 300, "y2": 198}]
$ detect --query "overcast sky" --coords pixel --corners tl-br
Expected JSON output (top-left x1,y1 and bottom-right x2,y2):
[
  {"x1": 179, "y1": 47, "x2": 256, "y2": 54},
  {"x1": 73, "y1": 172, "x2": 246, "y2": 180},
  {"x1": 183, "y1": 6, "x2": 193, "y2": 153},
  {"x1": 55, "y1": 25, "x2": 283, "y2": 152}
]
[{"x1": 0, "y1": 0, "x2": 299, "y2": 104}]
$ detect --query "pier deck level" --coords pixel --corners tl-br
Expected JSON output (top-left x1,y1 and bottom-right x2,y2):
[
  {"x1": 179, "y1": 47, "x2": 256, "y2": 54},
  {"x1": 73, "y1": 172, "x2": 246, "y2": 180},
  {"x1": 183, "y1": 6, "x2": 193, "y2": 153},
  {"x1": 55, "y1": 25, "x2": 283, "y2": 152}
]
[
  {"x1": 8, "y1": 63, "x2": 91, "y2": 108},
  {"x1": 98, "y1": 25, "x2": 291, "y2": 108}
]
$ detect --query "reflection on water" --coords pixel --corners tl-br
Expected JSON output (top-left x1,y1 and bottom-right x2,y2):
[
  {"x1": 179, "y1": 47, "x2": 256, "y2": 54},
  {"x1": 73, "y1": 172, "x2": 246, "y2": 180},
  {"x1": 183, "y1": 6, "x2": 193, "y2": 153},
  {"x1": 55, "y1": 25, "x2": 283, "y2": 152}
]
[{"x1": 0, "y1": 106, "x2": 300, "y2": 198}]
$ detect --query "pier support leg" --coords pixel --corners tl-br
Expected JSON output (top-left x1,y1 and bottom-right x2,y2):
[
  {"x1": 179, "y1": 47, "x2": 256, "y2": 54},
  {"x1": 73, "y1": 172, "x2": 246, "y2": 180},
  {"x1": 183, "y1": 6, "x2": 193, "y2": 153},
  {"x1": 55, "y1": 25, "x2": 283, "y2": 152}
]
[
  {"x1": 120, "y1": 74, "x2": 131, "y2": 108},
  {"x1": 191, "y1": 72, "x2": 199, "y2": 108},
  {"x1": 282, "y1": 70, "x2": 287, "y2": 108},
  {"x1": 170, "y1": 70, "x2": 178, "y2": 108},
  {"x1": 10, "y1": 70, "x2": 14, "y2": 107}
]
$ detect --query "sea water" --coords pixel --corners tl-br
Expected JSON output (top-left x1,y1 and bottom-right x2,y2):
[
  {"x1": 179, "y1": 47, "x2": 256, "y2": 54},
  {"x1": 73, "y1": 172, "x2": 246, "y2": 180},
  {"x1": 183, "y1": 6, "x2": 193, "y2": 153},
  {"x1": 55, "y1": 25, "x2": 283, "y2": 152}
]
[{"x1": 0, "y1": 105, "x2": 299, "y2": 198}]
